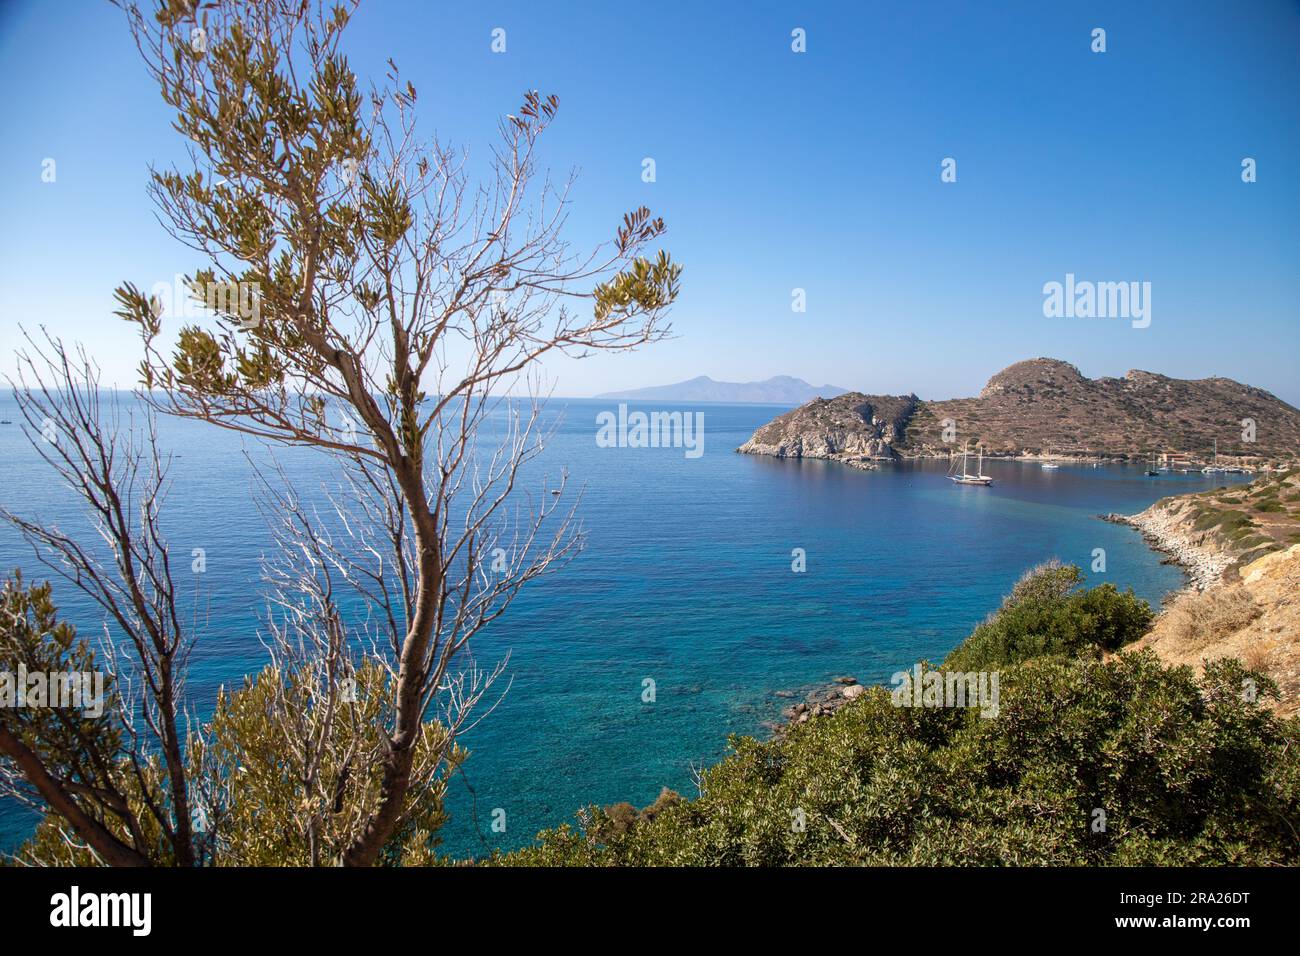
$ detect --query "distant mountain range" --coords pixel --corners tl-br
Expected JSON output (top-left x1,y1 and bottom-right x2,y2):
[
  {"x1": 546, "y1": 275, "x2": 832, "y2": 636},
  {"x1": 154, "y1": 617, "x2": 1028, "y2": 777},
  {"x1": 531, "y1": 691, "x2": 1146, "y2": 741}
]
[
  {"x1": 738, "y1": 357, "x2": 1300, "y2": 464},
  {"x1": 595, "y1": 375, "x2": 849, "y2": 405}
]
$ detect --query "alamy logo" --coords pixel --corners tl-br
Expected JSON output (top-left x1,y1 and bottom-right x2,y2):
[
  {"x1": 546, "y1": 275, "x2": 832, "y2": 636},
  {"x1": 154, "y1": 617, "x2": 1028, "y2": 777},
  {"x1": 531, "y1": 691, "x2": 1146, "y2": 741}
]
[
  {"x1": 0, "y1": 664, "x2": 105, "y2": 718},
  {"x1": 1042, "y1": 273, "x2": 1150, "y2": 328},
  {"x1": 595, "y1": 404, "x2": 704, "y2": 459},
  {"x1": 148, "y1": 273, "x2": 262, "y2": 329},
  {"x1": 50, "y1": 886, "x2": 151, "y2": 936},
  {"x1": 890, "y1": 664, "x2": 1000, "y2": 718}
]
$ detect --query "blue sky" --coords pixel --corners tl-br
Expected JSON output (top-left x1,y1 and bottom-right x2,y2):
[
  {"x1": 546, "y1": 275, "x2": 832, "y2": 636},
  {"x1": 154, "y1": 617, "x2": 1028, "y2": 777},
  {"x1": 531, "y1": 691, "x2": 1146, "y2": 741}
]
[{"x1": 1, "y1": 0, "x2": 1298, "y2": 403}]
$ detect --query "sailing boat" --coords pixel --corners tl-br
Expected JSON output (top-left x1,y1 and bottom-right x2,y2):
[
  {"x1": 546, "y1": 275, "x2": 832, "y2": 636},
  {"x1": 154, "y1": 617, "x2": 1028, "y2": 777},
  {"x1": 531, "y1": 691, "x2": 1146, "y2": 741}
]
[
  {"x1": 1145, "y1": 452, "x2": 1159, "y2": 477},
  {"x1": 948, "y1": 441, "x2": 993, "y2": 486},
  {"x1": 1201, "y1": 439, "x2": 1225, "y2": 475},
  {"x1": 1040, "y1": 445, "x2": 1059, "y2": 470}
]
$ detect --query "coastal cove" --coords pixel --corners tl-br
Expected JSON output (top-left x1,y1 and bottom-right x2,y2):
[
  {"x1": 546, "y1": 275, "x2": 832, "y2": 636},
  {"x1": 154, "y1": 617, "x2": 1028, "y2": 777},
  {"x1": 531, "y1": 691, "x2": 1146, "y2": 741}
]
[{"x1": 0, "y1": 397, "x2": 1252, "y2": 858}]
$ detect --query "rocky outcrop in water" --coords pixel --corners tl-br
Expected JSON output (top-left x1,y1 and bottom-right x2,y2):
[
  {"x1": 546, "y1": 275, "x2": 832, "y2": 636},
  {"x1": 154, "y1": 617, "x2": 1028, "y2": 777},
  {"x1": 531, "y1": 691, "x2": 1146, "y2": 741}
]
[{"x1": 765, "y1": 676, "x2": 868, "y2": 738}]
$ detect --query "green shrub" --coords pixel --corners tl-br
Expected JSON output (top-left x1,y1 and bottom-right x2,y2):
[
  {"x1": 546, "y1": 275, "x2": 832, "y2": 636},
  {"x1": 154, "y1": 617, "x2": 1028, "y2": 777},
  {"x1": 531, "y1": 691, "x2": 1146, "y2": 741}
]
[
  {"x1": 495, "y1": 655, "x2": 1298, "y2": 866},
  {"x1": 1237, "y1": 544, "x2": 1283, "y2": 566},
  {"x1": 942, "y1": 562, "x2": 1153, "y2": 671},
  {"x1": 1192, "y1": 509, "x2": 1255, "y2": 534}
]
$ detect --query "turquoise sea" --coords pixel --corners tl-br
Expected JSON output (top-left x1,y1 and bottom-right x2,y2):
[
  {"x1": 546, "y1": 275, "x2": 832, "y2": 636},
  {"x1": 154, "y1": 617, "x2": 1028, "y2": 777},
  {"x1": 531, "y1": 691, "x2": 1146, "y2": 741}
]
[{"x1": 0, "y1": 395, "x2": 1252, "y2": 857}]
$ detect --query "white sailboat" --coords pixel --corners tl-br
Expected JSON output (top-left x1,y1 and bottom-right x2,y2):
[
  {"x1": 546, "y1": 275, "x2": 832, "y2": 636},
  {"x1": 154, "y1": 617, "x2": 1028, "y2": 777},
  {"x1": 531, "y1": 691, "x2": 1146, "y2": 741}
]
[
  {"x1": 948, "y1": 441, "x2": 993, "y2": 486},
  {"x1": 1040, "y1": 445, "x2": 1059, "y2": 470},
  {"x1": 1202, "y1": 439, "x2": 1225, "y2": 475}
]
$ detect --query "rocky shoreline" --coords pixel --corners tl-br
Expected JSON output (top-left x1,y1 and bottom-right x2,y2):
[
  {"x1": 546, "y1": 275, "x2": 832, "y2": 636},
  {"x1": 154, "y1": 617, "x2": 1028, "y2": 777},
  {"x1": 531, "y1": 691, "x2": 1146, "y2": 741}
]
[
  {"x1": 1101, "y1": 505, "x2": 1233, "y2": 592},
  {"x1": 763, "y1": 675, "x2": 869, "y2": 738}
]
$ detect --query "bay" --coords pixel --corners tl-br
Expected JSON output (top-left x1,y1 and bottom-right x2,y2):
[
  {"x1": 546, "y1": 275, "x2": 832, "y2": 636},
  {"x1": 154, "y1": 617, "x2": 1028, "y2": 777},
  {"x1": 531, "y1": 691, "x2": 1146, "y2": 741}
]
[{"x1": 0, "y1": 395, "x2": 1250, "y2": 857}]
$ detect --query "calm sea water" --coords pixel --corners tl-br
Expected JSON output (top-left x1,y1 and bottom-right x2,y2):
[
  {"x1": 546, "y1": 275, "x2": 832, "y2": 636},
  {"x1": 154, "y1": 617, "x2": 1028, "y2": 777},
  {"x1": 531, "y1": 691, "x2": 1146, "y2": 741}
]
[{"x1": 0, "y1": 394, "x2": 1251, "y2": 857}]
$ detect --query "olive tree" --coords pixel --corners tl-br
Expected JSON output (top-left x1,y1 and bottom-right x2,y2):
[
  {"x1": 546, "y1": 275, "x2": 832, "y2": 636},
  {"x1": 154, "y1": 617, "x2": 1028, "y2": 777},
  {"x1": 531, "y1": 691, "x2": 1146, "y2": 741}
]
[{"x1": 2, "y1": 0, "x2": 679, "y2": 866}]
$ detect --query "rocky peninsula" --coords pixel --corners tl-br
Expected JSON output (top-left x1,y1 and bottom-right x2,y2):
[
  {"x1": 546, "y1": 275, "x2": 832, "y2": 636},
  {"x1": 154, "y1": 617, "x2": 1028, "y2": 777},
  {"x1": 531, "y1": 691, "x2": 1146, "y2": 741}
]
[{"x1": 737, "y1": 357, "x2": 1300, "y2": 467}]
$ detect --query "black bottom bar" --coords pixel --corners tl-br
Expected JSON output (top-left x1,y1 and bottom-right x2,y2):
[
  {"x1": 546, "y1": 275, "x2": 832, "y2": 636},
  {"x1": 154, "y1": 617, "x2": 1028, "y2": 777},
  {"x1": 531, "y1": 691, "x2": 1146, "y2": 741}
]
[{"x1": 0, "y1": 865, "x2": 1283, "y2": 942}]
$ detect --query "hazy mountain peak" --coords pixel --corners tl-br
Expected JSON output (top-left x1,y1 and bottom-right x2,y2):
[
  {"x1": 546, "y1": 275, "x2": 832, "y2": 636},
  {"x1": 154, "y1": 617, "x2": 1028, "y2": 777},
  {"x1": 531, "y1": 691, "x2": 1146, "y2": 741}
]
[{"x1": 594, "y1": 375, "x2": 849, "y2": 405}]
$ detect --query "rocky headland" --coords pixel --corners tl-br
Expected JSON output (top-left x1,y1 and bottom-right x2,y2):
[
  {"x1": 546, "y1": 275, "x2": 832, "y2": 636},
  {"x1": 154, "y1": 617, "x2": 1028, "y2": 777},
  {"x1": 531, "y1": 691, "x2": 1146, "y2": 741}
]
[
  {"x1": 736, "y1": 394, "x2": 918, "y2": 470},
  {"x1": 737, "y1": 357, "x2": 1300, "y2": 467}
]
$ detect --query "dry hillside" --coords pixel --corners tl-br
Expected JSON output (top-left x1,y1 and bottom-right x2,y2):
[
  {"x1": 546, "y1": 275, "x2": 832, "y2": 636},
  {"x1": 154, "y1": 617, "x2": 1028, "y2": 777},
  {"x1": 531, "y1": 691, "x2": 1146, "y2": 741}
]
[
  {"x1": 739, "y1": 357, "x2": 1300, "y2": 465},
  {"x1": 1128, "y1": 545, "x2": 1300, "y2": 717}
]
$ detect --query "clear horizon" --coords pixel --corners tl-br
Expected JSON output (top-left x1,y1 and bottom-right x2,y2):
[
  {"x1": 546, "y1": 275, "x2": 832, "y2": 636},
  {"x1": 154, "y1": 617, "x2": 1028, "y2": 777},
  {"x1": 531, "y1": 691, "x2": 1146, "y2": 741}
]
[{"x1": 1, "y1": 0, "x2": 1297, "y2": 404}]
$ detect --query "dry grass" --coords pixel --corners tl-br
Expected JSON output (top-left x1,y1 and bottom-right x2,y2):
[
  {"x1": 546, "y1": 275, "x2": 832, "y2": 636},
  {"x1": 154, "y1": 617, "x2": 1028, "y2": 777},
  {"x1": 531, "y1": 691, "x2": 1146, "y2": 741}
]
[
  {"x1": 1159, "y1": 585, "x2": 1264, "y2": 654},
  {"x1": 1130, "y1": 544, "x2": 1300, "y2": 717},
  {"x1": 1241, "y1": 640, "x2": 1273, "y2": 672}
]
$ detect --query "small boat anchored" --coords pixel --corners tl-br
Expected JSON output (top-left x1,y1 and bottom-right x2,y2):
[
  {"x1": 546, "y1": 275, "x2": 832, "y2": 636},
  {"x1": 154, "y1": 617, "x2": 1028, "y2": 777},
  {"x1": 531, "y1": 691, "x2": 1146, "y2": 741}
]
[
  {"x1": 1040, "y1": 446, "x2": 1059, "y2": 470},
  {"x1": 948, "y1": 442, "x2": 993, "y2": 486}
]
